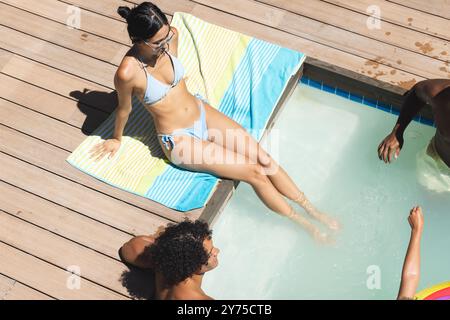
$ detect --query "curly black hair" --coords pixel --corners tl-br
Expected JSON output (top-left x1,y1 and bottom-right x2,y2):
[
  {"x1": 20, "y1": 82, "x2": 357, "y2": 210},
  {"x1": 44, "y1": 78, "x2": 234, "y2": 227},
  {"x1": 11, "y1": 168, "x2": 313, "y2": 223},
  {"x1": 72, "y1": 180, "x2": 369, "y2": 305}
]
[
  {"x1": 117, "y1": 2, "x2": 169, "y2": 44},
  {"x1": 143, "y1": 220, "x2": 213, "y2": 287}
]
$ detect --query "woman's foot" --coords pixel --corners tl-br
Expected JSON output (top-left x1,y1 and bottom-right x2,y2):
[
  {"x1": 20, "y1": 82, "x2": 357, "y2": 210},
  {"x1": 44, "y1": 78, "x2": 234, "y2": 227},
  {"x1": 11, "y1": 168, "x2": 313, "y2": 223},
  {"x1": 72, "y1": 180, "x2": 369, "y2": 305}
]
[
  {"x1": 292, "y1": 193, "x2": 340, "y2": 231},
  {"x1": 313, "y1": 230, "x2": 335, "y2": 245},
  {"x1": 312, "y1": 210, "x2": 341, "y2": 231},
  {"x1": 285, "y1": 206, "x2": 333, "y2": 244}
]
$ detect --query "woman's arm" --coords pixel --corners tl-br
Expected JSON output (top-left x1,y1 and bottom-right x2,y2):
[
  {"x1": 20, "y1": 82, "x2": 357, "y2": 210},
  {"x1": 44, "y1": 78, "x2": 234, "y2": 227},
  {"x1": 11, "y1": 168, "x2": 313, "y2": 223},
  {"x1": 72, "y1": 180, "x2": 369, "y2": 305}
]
[
  {"x1": 89, "y1": 69, "x2": 133, "y2": 161},
  {"x1": 112, "y1": 69, "x2": 134, "y2": 141},
  {"x1": 397, "y1": 206, "x2": 424, "y2": 300}
]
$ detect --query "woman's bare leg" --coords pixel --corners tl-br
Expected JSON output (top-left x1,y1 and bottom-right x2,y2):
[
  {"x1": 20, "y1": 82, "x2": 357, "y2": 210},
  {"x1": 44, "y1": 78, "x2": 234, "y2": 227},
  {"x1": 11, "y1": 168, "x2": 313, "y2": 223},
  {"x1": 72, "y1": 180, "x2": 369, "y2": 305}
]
[
  {"x1": 292, "y1": 192, "x2": 340, "y2": 231},
  {"x1": 195, "y1": 101, "x2": 339, "y2": 232},
  {"x1": 203, "y1": 102, "x2": 305, "y2": 200},
  {"x1": 202, "y1": 104, "x2": 339, "y2": 230},
  {"x1": 168, "y1": 136, "x2": 328, "y2": 241},
  {"x1": 261, "y1": 154, "x2": 340, "y2": 231}
]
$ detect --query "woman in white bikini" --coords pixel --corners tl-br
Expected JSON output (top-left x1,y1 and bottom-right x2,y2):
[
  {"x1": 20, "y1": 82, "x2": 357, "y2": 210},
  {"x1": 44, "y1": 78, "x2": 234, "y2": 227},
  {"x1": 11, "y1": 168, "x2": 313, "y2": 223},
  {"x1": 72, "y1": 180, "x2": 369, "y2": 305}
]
[{"x1": 90, "y1": 2, "x2": 339, "y2": 242}]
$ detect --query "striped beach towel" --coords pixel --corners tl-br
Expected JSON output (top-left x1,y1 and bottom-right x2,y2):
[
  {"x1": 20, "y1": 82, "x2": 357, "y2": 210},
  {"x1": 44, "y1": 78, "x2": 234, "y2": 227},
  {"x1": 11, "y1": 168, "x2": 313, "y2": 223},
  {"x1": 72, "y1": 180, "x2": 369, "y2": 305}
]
[{"x1": 67, "y1": 12, "x2": 305, "y2": 211}]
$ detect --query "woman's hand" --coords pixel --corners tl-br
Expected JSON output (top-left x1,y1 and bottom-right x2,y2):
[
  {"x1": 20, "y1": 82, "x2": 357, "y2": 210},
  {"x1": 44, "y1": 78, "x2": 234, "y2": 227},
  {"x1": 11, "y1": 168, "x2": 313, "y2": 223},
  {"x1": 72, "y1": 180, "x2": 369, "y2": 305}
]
[
  {"x1": 408, "y1": 206, "x2": 424, "y2": 235},
  {"x1": 378, "y1": 127, "x2": 403, "y2": 163},
  {"x1": 397, "y1": 205, "x2": 424, "y2": 300},
  {"x1": 89, "y1": 138, "x2": 121, "y2": 161}
]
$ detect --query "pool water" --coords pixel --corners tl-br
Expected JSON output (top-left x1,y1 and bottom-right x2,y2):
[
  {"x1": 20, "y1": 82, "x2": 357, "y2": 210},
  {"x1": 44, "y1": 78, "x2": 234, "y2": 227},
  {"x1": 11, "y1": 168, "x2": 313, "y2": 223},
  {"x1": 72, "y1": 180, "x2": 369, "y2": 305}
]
[{"x1": 203, "y1": 83, "x2": 450, "y2": 299}]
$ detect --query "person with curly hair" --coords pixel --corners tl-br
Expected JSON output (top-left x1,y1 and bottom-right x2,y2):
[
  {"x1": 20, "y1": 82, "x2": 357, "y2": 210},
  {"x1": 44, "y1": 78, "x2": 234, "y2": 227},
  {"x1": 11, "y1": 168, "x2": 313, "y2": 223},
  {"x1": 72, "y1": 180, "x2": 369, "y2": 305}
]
[{"x1": 120, "y1": 220, "x2": 219, "y2": 300}]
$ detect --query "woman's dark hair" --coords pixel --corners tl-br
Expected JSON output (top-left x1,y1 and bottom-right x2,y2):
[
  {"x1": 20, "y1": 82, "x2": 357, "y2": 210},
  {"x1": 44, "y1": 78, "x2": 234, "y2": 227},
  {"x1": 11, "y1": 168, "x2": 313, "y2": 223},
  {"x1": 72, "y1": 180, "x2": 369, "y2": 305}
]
[
  {"x1": 143, "y1": 220, "x2": 213, "y2": 287},
  {"x1": 117, "y1": 2, "x2": 169, "y2": 43}
]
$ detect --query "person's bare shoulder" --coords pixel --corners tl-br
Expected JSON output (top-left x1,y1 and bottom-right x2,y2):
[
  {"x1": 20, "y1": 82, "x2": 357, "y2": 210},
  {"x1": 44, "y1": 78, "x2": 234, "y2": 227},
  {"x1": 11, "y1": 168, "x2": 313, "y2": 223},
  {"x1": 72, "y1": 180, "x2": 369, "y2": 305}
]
[
  {"x1": 120, "y1": 235, "x2": 155, "y2": 268},
  {"x1": 416, "y1": 79, "x2": 450, "y2": 101},
  {"x1": 114, "y1": 57, "x2": 138, "y2": 92},
  {"x1": 189, "y1": 291, "x2": 214, "y2": 300},
  {"x1": 171, "y1": 290, "x2": 214, "y2": 300}
]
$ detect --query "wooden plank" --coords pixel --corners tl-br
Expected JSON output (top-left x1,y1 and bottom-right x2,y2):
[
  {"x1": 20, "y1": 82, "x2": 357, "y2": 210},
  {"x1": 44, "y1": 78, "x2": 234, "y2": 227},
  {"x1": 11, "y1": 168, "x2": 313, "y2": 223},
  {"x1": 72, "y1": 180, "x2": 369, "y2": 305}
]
[
  {"x1": 0, "y1": 274, "x2": 15, "y2": 299},
  {"x1": 0, "y1": 26, "x2": 115, "y2": 88},
  {"x1": 259, "y1": 0, "x2": 450, "y2": 62},
  {"x1": 61, "y1": 0, "x2": 176, "y2": 20},
  {"x1": 0, "y1": 73, "x2": 110, "y2": 134},
  {"x1": 1, "y1": 0, "x2": 175, "y2": 45},
  {"x1": 0, "y1": 50, "x2": 13, "y2": 71},
  {"x1": 0, "y1": 211, "x2": 131, "y2": 297},
  {"x1": 2, "y1": 0, "x2": 130, "y2": 44},
  {"x1": 58, "y1": 0, "x2": 144, "y2": 20},
  {"x1": 388, "y1": 0, "x2": 450, "y2": 20},
  {"x1": 328, "y1": 0, "x2": 450, "y2": 40},
  {"x1": 0, "y1": 2, "x2": 128, "y2": 66},
  {"x1": 0, "y1": 151, "x2": 170, "y2": 236},
  {"x1": 0, "y1": 97, "x2": 85, "y2": 151},
  {"x1": 128, "y1": 0, "x2": 195, "y2": 15},
  {"x1": 0, "y1": 120, "x2": 199, "y2": 222},
  {"x1": 0, "y1": 242, "x2": 126, "y2": 300},
  {"x1": 0, "y1": 52, "x2": 113, "y2": 113},
  {"x1": 195, "y1": 0, "x2": 449, "y2": 80},
  {"x1": 0, "y1": 274, "x2": 53, "y2": 300},
  {"x1": 187, "y1": 2, "x2": 423, "y2": 91},
  {"x1": 0, "y1": 179, "x2": 130, "y2": 260}
]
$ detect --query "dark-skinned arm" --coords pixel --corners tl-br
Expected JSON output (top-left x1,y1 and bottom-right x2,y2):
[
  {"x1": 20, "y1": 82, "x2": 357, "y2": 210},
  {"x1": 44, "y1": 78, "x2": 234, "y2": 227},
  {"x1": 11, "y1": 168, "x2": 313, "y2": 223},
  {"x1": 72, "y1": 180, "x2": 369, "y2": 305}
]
[
  {"x1": 395, "y1": 87, "x2": 428, "y2": 143},
  {"x1": 378, "y1": 85, "x2": 427, "y2": 163},
  {"x1": 120, "y1": 235, "x2": 155, "y2": 269}
]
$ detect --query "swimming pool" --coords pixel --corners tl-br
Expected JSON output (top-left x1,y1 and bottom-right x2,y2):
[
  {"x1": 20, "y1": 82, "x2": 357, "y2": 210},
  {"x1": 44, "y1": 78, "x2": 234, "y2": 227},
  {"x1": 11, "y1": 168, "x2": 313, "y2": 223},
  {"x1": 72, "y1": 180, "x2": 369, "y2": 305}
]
[{"x1": 203, "y1": 81, "x2": 450, "y2": 299}]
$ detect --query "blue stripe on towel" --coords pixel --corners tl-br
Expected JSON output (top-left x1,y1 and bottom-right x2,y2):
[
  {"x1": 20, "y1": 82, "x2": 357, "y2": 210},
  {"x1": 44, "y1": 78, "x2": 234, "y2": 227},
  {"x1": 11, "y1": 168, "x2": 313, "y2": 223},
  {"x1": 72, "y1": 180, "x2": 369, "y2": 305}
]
[{"x1": 241, "y1": 46, "x2": 305, "y2": 140}]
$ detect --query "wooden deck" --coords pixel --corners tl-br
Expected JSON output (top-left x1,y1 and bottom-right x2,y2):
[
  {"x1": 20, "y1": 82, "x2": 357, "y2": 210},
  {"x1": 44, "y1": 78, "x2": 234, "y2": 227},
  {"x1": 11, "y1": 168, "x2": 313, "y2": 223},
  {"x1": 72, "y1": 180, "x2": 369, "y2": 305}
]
[{"x1": 0, "y1": 0, "x2": 448, "y2": 299}]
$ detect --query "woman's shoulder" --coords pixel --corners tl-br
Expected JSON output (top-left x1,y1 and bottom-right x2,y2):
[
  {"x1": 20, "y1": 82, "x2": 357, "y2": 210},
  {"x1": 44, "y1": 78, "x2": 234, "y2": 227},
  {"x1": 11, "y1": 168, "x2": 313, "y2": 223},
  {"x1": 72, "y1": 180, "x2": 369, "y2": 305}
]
[{"x1": 117, "y1": 54, "x2": 140, "y2": 79}]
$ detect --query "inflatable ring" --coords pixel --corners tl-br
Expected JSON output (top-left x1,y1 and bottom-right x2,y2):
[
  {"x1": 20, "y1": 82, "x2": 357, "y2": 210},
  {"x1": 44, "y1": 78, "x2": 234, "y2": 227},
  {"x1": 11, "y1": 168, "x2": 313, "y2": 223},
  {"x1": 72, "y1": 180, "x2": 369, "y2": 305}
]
[{"x1": 415, "y1": 281, "x2": 450, "y2": 300}]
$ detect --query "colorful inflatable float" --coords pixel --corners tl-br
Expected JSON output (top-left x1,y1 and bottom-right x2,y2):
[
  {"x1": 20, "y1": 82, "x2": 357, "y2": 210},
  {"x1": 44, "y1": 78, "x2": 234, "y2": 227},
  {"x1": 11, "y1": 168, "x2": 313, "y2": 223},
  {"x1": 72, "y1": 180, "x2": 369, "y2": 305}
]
[{"x1": 415, "y1": 281, "x2": 450, "y2": 300}]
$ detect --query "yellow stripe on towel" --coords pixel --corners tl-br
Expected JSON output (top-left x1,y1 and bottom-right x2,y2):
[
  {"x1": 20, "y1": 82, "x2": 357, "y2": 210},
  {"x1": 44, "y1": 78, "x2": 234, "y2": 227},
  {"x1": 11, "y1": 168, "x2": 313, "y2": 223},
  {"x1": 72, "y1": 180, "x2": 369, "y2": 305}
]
[{"x1": 172, "y1": 13, "x2": 251, "y2": 107}]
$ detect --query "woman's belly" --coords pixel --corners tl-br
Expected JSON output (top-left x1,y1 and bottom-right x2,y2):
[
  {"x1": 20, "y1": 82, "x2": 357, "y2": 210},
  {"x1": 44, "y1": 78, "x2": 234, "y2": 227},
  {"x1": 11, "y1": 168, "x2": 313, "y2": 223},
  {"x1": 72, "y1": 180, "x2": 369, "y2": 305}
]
[{"x1": 143, "y1": 82, "x2": 201, "y2": 134}]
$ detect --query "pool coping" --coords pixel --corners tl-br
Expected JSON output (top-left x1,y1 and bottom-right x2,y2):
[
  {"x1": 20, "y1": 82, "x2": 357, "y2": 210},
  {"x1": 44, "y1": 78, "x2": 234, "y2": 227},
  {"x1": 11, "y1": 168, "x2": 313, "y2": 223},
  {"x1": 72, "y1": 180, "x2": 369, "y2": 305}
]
[{"x1": 302, "y1": 57, "x2": 435, "y2": 127}]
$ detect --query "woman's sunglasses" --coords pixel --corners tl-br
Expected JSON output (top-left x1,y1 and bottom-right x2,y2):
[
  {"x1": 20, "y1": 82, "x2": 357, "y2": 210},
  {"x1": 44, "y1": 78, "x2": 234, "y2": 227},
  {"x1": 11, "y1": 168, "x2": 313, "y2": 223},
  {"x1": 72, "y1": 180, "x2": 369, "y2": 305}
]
[{"x1": 143, "y1": 28, "x2": 174, "y2": 50}]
